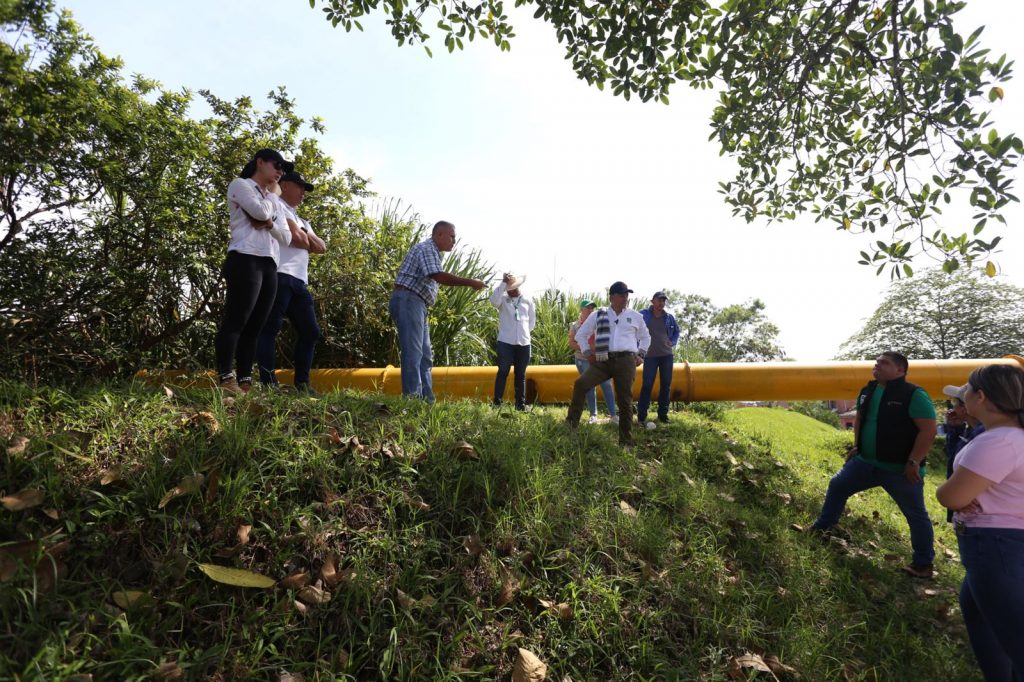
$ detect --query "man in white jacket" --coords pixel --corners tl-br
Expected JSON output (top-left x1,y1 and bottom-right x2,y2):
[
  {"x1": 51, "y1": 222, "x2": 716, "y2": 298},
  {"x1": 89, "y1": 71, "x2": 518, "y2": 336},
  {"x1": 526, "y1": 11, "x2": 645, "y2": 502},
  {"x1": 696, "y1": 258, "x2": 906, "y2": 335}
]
[{"x1": 490, "y1": 273, "x2": 536, "y2": 411}]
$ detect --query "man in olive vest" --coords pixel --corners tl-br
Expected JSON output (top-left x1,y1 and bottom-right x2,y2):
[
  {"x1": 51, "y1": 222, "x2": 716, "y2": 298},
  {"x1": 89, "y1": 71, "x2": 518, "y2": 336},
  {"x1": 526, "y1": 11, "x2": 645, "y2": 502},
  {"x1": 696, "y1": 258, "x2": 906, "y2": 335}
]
[{"x1": 810, "y1": 351, "x2": 938, "y2": 578}]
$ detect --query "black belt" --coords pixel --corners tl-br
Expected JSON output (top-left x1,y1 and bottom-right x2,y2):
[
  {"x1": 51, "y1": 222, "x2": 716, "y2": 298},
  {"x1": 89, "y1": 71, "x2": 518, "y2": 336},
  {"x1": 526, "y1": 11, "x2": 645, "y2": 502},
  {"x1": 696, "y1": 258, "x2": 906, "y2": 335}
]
[{"x1": 607, "y1": 351, "x2": 636, "y2": 357}]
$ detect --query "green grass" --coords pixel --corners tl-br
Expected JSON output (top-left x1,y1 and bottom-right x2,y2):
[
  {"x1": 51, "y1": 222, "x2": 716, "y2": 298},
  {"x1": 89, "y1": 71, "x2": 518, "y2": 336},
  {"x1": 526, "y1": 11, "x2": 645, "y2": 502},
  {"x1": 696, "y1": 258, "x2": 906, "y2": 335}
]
[{"x1": 1, "y1": 385, "x2": 978, "y2": 680}]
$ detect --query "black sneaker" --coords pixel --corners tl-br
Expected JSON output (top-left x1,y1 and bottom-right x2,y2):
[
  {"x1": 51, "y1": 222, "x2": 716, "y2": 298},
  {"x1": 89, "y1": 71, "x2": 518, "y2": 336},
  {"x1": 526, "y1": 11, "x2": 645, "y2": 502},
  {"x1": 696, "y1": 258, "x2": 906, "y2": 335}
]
[{"x1": 658, "y1": 416, "x2": 670, "y2": 424}]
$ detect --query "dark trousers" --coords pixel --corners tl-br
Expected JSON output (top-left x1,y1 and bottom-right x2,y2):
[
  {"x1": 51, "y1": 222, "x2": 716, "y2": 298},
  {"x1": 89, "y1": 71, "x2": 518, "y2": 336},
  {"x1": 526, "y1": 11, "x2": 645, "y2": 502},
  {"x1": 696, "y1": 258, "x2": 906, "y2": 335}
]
[
  {"x1": 958, "y1": 527, "x2": 1024, "y2": 680},
  {"x1": 812, "y1": 456, "x2": 934, "y2": 566},
  {"x1": 256, "y1": 273, "x2": 321, "y2": 386},
  {"x1": 494, "y1": 341, "x2": 531, "y2": 409},
  {"x1": 567, "y1": 354, "x2": 637, "y2": 445},
  {"x1": 214, "y1": 251, "x2": 278, "y2": 383},
  {"x1": 637, "y1": 354, "x2": 673, "y2": 421}
]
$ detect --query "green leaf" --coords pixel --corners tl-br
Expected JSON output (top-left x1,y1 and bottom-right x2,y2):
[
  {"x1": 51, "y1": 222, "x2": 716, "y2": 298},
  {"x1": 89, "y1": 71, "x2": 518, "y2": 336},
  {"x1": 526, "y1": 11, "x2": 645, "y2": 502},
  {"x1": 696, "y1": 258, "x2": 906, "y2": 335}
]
[{"x1": 198, "y1": 564, "x2": 275, "y2": 588}]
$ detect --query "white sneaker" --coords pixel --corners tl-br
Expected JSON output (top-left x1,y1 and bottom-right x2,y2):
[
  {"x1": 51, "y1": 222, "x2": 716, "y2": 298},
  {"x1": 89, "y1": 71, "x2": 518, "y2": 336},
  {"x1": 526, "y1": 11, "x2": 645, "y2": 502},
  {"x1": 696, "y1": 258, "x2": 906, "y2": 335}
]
[
  {"x1": 645, "y1": 421, "x2": 657, "y2": 430},
  {"x1": 609, "y1": 415, "x2": 619, "y2": 424},
  {"x1": 587, "y1": 415, "x2": 598, "y2": 424}
]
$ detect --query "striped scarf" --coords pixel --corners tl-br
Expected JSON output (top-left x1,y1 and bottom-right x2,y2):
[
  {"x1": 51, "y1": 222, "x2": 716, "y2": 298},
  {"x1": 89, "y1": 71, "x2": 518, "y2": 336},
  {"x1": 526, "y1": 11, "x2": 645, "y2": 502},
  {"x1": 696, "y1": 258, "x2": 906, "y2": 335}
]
[{"x1": 594, "y1": 308, "x2": 611, "y2": 361}]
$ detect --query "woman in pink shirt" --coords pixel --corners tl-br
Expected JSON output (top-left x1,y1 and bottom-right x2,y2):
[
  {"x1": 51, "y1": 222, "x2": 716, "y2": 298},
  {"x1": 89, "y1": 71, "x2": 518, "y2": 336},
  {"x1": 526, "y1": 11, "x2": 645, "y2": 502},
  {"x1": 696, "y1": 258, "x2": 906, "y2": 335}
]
[{"x1": 937, "y1": 364, "x2": 1024, "y2": 680}]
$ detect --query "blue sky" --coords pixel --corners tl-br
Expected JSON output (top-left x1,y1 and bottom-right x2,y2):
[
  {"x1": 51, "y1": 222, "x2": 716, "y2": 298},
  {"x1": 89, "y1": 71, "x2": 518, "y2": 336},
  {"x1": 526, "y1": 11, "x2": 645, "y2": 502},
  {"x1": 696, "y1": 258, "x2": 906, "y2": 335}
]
[{"x1": 60, "y1": 0, "x2": 1024, "y2": 360}]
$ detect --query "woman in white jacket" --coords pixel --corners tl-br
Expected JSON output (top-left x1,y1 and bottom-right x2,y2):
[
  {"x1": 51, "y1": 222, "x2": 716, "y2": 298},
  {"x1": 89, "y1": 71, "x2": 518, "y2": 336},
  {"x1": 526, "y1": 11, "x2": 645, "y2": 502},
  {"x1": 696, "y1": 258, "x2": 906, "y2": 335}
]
[{"x1": 214, "y1": 148, "x2": 296, "y2": 393}]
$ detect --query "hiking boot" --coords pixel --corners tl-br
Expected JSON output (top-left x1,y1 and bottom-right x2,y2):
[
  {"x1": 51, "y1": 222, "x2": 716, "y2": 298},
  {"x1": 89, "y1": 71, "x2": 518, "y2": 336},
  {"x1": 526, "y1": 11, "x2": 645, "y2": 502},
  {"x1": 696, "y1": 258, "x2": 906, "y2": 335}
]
[
  {"x1": 658, "y1": 415, "x2": 670, "y2": 424},
  {"x1": 902, "y1": 563, "x2": 934, "y2": 579},
  {"x1": 219, "y1": 377, "x2": 243, "y2": 395}
]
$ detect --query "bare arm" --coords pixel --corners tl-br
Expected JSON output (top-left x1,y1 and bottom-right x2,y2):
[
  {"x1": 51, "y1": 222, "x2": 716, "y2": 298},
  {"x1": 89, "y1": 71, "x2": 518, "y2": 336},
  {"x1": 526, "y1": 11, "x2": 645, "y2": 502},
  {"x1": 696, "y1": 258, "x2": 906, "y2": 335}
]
[
  {"x1": 287, "y1": 218, "x2": 309, "y2": 250},
  {"x1": 937, "y1": 466, "x2": 996, "y2": 510},
  {"x1": 903, "y1": 418, "x2": 938, "y2": 483},
  {"x1": 430, "y1": 272, "x2": 485, "y2": 289},
  {"x1": 306, "y1": 232, "x2": 327, "y2": 254}
]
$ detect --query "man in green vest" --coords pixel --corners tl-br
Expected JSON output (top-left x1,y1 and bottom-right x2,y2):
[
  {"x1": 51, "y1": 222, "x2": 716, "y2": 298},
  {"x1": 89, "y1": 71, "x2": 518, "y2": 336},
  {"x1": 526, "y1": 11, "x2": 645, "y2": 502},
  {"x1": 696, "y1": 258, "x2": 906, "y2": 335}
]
[{"x1": 810, "y1": 351, "x2": 938, "y2": 577}]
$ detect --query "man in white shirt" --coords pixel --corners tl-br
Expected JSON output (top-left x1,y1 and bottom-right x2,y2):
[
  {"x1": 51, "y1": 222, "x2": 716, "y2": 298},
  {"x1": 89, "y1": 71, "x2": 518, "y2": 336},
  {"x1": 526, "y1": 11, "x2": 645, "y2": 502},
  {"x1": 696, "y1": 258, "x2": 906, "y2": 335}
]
[
  {"x1": 489, "y1": 273, "x2": 537, "y2": 410},
  {"x1": 256, "y1": 171, "x2": 327, "y2": 395},
  {"x1": 567, "y1": 281, "x2": 651, "y2": 446}
]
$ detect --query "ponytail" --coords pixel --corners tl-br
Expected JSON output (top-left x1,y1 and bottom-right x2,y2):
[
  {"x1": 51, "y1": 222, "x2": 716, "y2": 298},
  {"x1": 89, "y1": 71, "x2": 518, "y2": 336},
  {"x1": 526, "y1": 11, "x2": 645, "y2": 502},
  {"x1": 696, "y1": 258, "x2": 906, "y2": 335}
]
[{"x1": 240, "y1": 159, "x2": 258, "y2": 179}]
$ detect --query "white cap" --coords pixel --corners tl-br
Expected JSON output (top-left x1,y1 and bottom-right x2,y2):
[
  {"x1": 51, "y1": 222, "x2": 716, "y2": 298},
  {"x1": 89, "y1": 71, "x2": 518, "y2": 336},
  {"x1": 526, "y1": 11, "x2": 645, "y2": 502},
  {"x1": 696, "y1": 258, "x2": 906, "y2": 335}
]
[{"x1": 943, "y1": 383, "x2": 969, "y2": 401}]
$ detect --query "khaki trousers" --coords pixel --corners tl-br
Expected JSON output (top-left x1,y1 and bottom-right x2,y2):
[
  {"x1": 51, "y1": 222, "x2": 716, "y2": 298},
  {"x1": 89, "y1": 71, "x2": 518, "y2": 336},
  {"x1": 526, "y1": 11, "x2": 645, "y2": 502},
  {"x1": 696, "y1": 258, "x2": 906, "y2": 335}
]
[{"x1": 567, "y1": 353, "x2": 637, "y2": 444}]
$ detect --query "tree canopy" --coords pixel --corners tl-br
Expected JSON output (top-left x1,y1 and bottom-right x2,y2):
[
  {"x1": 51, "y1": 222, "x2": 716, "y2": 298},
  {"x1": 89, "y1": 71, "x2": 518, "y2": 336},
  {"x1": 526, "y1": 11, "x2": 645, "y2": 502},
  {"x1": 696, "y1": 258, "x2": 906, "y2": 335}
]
[
  {"x1": 667, "y1": 292, "x2": 786, "y2": 362},
  {"x1": 837, "y1": 267, "x2": 1024, "y2": 359},
  {"x1": 313, "y1": 0, "x2": 1021, "y2": 275}
]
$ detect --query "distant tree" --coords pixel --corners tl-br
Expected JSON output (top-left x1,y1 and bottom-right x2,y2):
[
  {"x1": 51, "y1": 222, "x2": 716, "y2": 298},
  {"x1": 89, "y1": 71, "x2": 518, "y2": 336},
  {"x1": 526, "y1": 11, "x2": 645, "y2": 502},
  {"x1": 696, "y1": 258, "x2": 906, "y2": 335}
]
[
  {"x1": 663, "y1": 291, "x2": 785, "y2": 362},
  {"x1": 790, "y1": 401, "x2": 841, "y2": 428},
  {"x1": 313, "y1": 0, "x2": 1021, "y2": 273},
  {"x1": 838, "y1": 268, "x2": 1024, "y2": 360}
]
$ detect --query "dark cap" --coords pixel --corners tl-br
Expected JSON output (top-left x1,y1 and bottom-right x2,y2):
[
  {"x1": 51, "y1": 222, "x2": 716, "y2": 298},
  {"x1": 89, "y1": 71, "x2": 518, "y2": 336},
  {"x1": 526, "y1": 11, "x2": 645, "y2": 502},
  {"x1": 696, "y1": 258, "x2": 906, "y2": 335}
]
[
  {"x1": 609, "y1": 281, "x2": 633, "y2": 296},
  {"x1": 652, "y1": 291, "x2": 668, "y2": 301},
  {"x1": 253, "y1": 148, "x2": 294, "y2": 173},
  {"x1": 280, "y1": 171, "x2": 314, "y2": 191}
]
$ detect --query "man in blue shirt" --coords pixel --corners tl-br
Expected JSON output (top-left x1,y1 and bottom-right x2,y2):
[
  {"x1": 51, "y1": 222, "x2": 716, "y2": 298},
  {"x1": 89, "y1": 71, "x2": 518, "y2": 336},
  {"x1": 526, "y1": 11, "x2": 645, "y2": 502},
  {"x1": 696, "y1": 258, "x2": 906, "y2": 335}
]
[{"x1": 637, "y1": 291, "x2": 680, "y2": 428}]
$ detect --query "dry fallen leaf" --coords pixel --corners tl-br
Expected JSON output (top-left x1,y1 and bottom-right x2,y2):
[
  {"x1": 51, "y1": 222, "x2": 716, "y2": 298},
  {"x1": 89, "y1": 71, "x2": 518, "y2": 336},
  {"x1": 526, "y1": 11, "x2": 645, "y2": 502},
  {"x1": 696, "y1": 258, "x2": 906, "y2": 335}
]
[
  {"x1": 163, "y1": 385, "x2": 175, "y2": 400},
  {"x1": 776, "y1": 492, "x2": 792, "y2": 505},
  {"x1": 158, "y1": 474, "x2": 204, "y2": 509},
  {"x1": 512, "y1": 648, "x2": 548, "y2": 682},
  {"x1": 279, "y1": 671, "x2": 305, "y2": 682},
  {"x1": 99, "y1": 467, "x2": 121, "y2": 486},
  {"x1": 198, "y1": 563, "x2": 275, "y2": 588},
  {"x1": 764, "y1": 654, "x2": 798, "y2": 675},
  {"x1": 320, "y1": 555, "x2": 340, "y2": 586},
  {"x1": 495, "y1": 576, "x2": 520, "y2": 607},
  {"x1": 618, "y1": 500, "x2": 638, "y2": 518},
  {"x1": 152, "y1": 662, "x2": 183, "y2": 681},
  {"x1": 112, "y1": 590, "x2": 151, "y2": 609},
  {"x1": 43, "y1": 508, "x2": 60, "y2": 520},
  {"x1": 727, "y1": 652, "x2": 776, "y2": 680},
  {"x1": 681, "y1": 472, "x2": 696, "y2": 487},
  {"x1": 724, "y1": 451, "x2": 739, "y2": 466},
  {"x1": 453, "y1": 440, "x2": 479, "y2": 461},
  {"x1": 6, "y1": 435, "x2": 29, "y2": 456},
  {"x1": 297, "y1": 585, "x2": 332, "y2": 605},
  {"x1": 236, "y1": 524, "x2": 252, "y2": 546},
  {"x1": 717, "y1": 492, "x2": 736, "y2": 503},
  {"x1": 179, "y1": 411, "x2": 220, "y2": 435},
  {"x1": 2, "y1": 488, "x2": 45, "y2": 512},
  {"x1": 555, "y1": 602, "x2": 573, "y2": 620},
  {"x1": 395, "y1": 588, "x2": 415, "y2": 609},
  {"x1": 293, "y1": 600, "x2": 308, "y2": 616},
  {"x1": 279, "y1": 571, "x2": 310, "y2": 590},
  {"x1": 205, "y1": 467, "x2": 221, "y2": 504},
  {"x1": 463, "y1": 534, "x2": 484, "y2": 557}
]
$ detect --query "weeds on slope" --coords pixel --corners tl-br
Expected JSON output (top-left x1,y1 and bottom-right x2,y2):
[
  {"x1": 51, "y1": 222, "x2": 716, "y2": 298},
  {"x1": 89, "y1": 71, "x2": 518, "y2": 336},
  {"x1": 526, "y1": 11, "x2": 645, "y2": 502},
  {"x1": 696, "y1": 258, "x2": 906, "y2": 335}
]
[{"x1": 0, "y1": 383, "x2": 976, "y2": 680}]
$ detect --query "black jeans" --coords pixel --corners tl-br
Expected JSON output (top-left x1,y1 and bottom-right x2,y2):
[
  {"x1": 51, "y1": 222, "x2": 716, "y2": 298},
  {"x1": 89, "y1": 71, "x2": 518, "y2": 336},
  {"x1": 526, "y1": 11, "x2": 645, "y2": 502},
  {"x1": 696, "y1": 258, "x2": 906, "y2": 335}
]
[
  {"x1": 494, "y1": 341, "x2": 531, "y2": 409},
  {"x1": 256, "y1": 273, "x2": 321, "y2": 386},
  {"x1": 214, "y1": 251, "x2": 278, "y2": 383}
]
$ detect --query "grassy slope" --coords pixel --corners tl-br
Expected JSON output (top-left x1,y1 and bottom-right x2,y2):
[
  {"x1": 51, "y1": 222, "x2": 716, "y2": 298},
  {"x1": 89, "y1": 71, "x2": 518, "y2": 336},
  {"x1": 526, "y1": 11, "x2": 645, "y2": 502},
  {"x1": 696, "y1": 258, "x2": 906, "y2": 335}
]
[{"x1": 0, "y1": 386, "x2": 977, "y2": 681}]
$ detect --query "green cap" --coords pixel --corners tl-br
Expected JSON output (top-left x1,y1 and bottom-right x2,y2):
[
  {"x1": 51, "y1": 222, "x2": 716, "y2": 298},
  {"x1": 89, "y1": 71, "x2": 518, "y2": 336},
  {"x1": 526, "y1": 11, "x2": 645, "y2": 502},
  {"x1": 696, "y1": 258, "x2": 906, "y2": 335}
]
[{"x1": 579, "y1": 299, "x2": 596, "y2": 308}]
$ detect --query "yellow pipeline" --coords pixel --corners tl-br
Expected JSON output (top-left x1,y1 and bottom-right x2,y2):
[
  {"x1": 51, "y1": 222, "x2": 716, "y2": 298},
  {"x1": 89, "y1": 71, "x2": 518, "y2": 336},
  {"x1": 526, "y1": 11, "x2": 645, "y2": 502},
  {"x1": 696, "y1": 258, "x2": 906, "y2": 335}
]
[{"x1": 140, "y1": 356, "x2": 1024, "y2": 402}]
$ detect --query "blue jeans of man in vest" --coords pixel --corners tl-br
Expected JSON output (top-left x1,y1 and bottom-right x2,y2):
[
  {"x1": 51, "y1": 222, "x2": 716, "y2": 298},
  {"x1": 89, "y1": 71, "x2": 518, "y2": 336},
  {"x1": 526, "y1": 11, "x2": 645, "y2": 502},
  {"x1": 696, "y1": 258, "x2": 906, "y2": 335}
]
[{"x1": 812, "y1": 456, "x2": 934, "y2": 566}]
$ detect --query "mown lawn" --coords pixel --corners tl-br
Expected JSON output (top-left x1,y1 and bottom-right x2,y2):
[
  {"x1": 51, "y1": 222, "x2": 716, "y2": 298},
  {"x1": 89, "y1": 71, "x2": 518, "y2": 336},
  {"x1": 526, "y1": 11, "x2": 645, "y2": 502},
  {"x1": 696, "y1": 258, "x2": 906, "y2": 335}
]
[{"x1": 1, "y1": 386, "x2": 978, "y2": 680}]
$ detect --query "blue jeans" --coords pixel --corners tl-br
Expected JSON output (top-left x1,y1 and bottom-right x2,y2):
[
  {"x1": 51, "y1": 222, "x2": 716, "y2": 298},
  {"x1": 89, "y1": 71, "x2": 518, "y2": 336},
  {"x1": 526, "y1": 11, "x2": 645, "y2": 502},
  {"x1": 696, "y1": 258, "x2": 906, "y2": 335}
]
[
  {"x1": 958, "y1": 527, "x2": 1024, "y2": 680},
  {"x1": 637, "y1": 355, "x2": 673, "y2": 421},
  {"x1": 388, "y1": 289, "x2": 434, "y2": 401},
  {"x1": 812, "y1": 456, "x2": 934, "y2": 566},
  {"x1": 256, "y1": 273, "x2": 321, "y2": 386},
  {"x1": 575, "y1": 358, "x2": 616, "y2": 417},
  {"x1": 494, "y1": 341, "x2": 530, "y2": 409}
]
